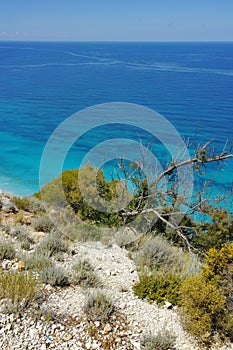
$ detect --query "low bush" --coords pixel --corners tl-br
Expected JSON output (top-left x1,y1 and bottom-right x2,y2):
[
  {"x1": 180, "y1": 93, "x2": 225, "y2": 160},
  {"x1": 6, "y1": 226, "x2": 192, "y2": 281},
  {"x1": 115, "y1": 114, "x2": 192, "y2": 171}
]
[
  {"x1": 133, "y1": 272, "x2": 182, "y2": 305},
  {"x1": 75, "y1": 223, "x2": 102, "y2": 242},
  {"x1": 0, "y1": 271, "x2": 38, "y2": 312},
  {"x1": 35, "y1": 232, "x2": 68, "y2": 258},
  {"x1": 39, "y1": 266, "x2": 69, "y2": 287},
  {"x1": 10, "y1": 226, "x2": 33, "y2": 250},
  {"x1": 0, "y1": 241, "x2": 16, "y2": 261},
  {"x1": 84, "y1": 290, "x2": 115, "y2": 322},
  {"x1": 141, "y1": 330, "x2": 176, "y2": 350},
  {"x1": 12, "y1": 196, "x2": 32, "y2": 211},
  {"x1": 12, "y1": 196, "x2": 45, "y2": 213},
  {"x1": 114, "y1": 229, "x2": 136, "y2": 247},
  {"x1": 25, "y1": 252, "x2": 52, "y2": 271},
  {"x1": 72, "y1": 259, "x2": 100, "y2": 288},
  {"x1": 134, "y1": 235, "x2": 200, "y2": 277},
  {"x1": 33, "y1": 215, "x2": 54, "y2": 232}
]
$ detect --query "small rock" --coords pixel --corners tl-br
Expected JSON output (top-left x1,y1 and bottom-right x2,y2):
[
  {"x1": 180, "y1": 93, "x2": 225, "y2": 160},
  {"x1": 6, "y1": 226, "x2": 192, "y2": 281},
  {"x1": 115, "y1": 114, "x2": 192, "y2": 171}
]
[
  {"x1": 103, "y1": 323, "x2": 112, "y2": 334},
  {"x1": 2, "y1": 260, "x2": 10, "y2": 270},
  {"x1": 6, "y1": 323, "x2": 12, "y2": 331},
  {"x1": 85, "y1": 341, "x2": 91, "y2": 349},
  {"x1": 164, "y1": 301, "x2": 173, "y2": 309},
  {"x1": 17, "y1": 260, "x2": 26, "y2": 271},
  {"x1": 63, "y1": 333, "x2": 73, "y2": 341}
]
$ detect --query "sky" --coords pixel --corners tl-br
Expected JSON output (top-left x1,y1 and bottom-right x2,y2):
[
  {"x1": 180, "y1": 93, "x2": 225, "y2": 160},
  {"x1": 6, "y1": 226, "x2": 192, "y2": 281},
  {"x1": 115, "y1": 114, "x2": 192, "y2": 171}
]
[{"x1": 0, "y1": 0, "x2": 233, "y2": 42}]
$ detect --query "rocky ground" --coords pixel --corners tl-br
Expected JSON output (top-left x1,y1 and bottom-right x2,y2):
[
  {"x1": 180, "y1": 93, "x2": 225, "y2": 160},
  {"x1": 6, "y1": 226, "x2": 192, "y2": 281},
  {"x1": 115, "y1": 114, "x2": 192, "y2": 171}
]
[{"x1": 0, "y1": 191, "x2": 232, "y2": 350}]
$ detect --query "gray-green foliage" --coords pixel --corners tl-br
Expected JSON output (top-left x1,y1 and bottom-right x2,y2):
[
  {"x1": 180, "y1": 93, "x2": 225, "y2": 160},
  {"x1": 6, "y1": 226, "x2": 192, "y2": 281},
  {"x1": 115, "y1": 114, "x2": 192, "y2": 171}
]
[
  {"x1": 84, "y1": 290, "x2": 115, "y2": 322},
  {"x1": 35, "y1": 232, "x2": 68, "y2": 258},
  {"x1": 39, "y1": 266, "x2": 69, "y2": 287},
  {"x1": 10, "y1": 226, "x2": 33, "y2": 250},
  {"x1": 25, "y1": 252, "x2": 52, "y2": 271},
  {"x1": 75, "y1": 223, "x2": 102, "y2": 242},
  {"x1": 72, "y1": 259, "x2": 100, "y2": 287},
  {"x1": 141, "y1": 330, "x2": 176, "y2": 350},
  {"x1": 135, "y1": 235, "x2": 200, "y2": 277},
  {"x1": 0, "y1": 241, "x2": 16, "y2": 261},
  {"x1": 33, "y1": 215, "x2": 54, "y2": 232}
]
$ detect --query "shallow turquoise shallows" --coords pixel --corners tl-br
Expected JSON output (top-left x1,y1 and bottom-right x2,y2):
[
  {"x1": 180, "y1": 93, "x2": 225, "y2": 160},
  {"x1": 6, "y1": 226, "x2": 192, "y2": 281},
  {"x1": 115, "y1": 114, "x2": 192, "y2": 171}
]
[{"x1": 0, "y1": 41, "x2": 232, "y2": 211}]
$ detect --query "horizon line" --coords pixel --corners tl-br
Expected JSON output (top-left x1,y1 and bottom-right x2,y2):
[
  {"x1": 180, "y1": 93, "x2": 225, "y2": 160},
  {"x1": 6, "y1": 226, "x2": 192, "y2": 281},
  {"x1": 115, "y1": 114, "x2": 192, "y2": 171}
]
[{"x1": 0, "y1": 39, "x2": 233, "y2": 44}]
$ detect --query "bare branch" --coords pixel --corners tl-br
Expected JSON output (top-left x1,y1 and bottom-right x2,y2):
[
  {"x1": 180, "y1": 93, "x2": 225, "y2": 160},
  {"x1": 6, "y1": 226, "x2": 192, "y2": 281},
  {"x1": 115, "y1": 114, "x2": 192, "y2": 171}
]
[{"x1": 150, "y1": 151, "x2": 233, "y2": 188}]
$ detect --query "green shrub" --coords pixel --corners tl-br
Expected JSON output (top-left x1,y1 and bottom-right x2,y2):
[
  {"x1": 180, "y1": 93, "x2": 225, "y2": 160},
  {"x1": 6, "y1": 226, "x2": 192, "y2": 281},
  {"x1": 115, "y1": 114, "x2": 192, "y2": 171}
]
[
  {"x1": 72, "y1": 259, "x2": 100, "y2": 288},
  {"x1": 179, "y1": 243, "x2": 233, "y2": 344},
  {"x1": 180, "y1": 274, "x2": 226, "y2": 343},
  {"x1": 33, "y1": 215, "x2": 54, "y2": 232},
  {"x1": 12, "y1": 196, "x2": 32, "y2": 211},
  {"x1": 35, "y1": 164, "x2": 125, "y2": 226},
  {"x1": 0, "y1": 242, "x2": 16, "y2": 260},
  {"x1": 133, "y1": 272, "x2": 182, "y2": 305},
  {"x1": 0, "y1": 271, "x2": 38, "y2": 312},
  {"x1": 141, "y1": 330, "x2": 176, "y2": 350},
  {"x1": 193, "y1": 210, "x2": 233, "y2": 251},
  {"x1": 202, "y1": 242, "x2": 233, "y2": 279},
  {"x1": 35, "y1": 232, "x2": 68, "y2": 257},
  {"x1": 39, "y1": 266, "x2": 69, "y2": 287},
  {"x1": 84, "y1": 291, "x2": 115, "y2": 322}
]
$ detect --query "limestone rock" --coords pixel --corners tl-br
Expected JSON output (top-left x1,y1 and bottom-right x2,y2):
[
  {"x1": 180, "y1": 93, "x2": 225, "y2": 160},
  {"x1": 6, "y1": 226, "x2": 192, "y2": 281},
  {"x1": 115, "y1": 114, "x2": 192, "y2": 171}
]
[{"x1": 103, "y1": 323, "x2": 112, "y2": 334}]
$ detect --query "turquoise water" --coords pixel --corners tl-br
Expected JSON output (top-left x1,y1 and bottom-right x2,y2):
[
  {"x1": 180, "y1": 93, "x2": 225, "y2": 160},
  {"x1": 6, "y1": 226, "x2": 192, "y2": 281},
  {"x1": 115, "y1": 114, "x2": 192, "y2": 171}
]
[{"x1": 0, "y1": 41, "x2": 232, "y2": 210}]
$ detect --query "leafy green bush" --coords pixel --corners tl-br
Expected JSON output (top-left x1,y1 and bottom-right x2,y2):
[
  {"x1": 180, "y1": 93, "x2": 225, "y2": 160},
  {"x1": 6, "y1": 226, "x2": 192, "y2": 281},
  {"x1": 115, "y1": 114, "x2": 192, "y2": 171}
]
[
  {"x1": 141, "y1": 330, "x2": 176, "y2": 350},
  {"x1": 12, "y1": 196, "x2": 32, "y2": 212},
  {"x1": 202, "y1": 242, "x2": 233, "y2": 279},
  {"x1": 39, "y1": 266, "x2": 69, "y2": 287},
  {"x1": 12, "y1": 196, "x2": 44, "y2": 213},
  {"x1": 0, "y1": 242, "x2": 16, "y2": 260},
  {"x1": 72, "y1": 259, "x2": 100, "y2": 288},
  {"x1": 0, "y1": 271, "x2": 38, "y2": 312},
  {"x1": 193, "y1": 209, "x2": 233, "y2": 251},
  {"x1": 133, "y1": 272, "x2": 182, "y2": 305},
  {"x1": 34, "y1": 164, "x2": 126, "y2": 226},
  {"x1": 84, "y1": 290, "x2": 115, "y2": 322},
  {"x1": 180, "y1": 243, "x2": 233, "y2": 344},
  {"x1": 180, "y1": 274, "x2": 226, "y2": 343}
]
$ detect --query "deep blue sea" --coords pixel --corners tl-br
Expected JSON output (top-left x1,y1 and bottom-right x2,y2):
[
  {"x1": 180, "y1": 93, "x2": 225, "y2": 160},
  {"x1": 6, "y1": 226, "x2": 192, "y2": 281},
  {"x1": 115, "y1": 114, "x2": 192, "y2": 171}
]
[{"x1": 0, "y1": 41, "x2": 233, "y2": 210}]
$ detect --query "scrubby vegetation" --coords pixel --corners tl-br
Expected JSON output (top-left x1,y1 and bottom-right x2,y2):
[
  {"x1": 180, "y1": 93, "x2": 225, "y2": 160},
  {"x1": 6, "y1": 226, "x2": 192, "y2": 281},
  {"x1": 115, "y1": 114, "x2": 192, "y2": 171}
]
[
  {"x1": 133, "y1": 272, "x2": 182, "y2": 305},
  {"x1": 84, "y1": 290, "x2": 115, "y2": 322},
  {"x1": 180, "y1": 243, "x2": 233, "y2": 344},
  {"x1": 35, "y1": 231, "x2": 68, "y2": 257},
  {"x1": 0, "y1": 271, "x2": 38, "y2": 312},
  {"x1": 141, "y1": 330, "x2": 176, "y2": 350},
  {"x1": 72, "y1": 258, "x2": 100, "y2": 288},
  {"x1": 0, "y1": 241, "x2": 16, "y2": 261},
  {"x1": 1, "y1": 146, "x2": 233, "y2": 348},
  {"x1": 39, "y1": 265, "x2": 69, "y2": 287}
]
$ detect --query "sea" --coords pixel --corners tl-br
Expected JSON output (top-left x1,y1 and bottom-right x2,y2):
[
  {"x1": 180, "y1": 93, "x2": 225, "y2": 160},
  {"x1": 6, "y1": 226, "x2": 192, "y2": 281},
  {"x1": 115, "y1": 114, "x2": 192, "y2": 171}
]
[{"x1": 0, "y1": 41, "x2": 233, "y2": 211}]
